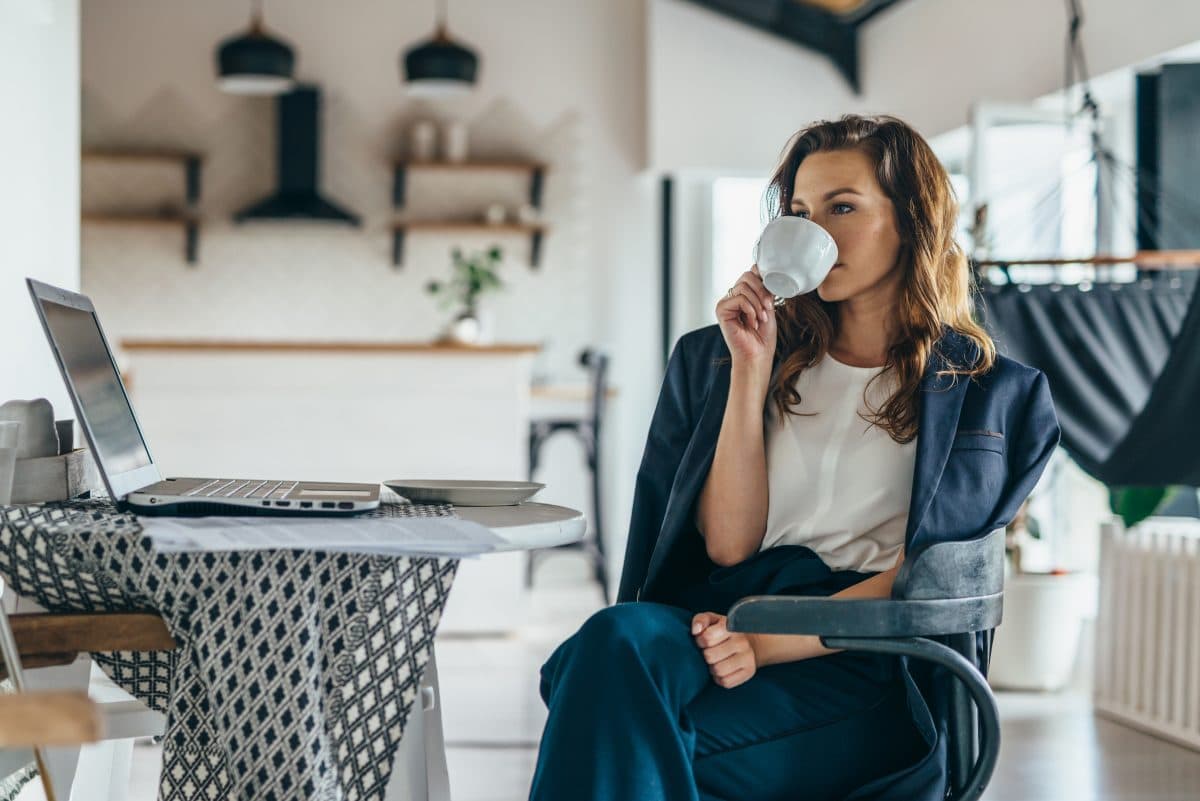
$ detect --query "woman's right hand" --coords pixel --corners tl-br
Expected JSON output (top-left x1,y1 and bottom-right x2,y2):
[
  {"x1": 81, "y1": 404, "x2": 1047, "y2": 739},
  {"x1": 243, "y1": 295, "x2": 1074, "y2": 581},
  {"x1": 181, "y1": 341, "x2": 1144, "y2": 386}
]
[{"x1": 716, "y1": 265, "x2": 777, "y2": 369}]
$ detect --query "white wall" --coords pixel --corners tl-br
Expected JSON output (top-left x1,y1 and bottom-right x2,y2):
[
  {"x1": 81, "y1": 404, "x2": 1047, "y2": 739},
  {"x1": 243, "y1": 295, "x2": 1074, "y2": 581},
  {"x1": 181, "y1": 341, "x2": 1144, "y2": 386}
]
[
  {"x1": 81, "y1": 0, "x2": 648, "y2": 371},
  {"x1": 79, "y1": 0, "x2": 656, "y2": 579},
  {"x1": 0, "y1": 0, "x2": 80, "y2": 412},
  {"x1": 649, "y1": 0, "x2": 1200, "y2": 172}
]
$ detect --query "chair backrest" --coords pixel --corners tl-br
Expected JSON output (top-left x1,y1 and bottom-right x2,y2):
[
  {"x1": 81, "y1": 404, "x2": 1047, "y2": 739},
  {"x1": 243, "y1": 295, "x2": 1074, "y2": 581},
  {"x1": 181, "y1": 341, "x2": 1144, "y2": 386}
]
[
  {"x1": 892, "y1": 528, "x2": 1006, "y2": 601},
  {"x1": 579, "y1": 348, "x2": 610, "y2": 433}
]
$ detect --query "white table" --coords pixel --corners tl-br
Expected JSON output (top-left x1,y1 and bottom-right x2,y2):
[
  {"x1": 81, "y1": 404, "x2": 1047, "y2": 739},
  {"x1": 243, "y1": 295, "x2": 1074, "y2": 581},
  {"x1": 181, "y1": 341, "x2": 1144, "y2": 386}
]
[
  {"x1": 457, "y1": 502, "x2": 587, "y2": 551},
  {"x1": 387, "y1": 502, "x2": 584, "y2": 801},
  {"x1": 2, "y1": 501, "x2": 584, "y2": 801}
]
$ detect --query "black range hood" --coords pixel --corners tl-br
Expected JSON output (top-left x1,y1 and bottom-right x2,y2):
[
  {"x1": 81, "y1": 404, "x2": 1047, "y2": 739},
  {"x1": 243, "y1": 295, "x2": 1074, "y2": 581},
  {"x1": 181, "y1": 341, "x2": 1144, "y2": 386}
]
[{"x1": 234, "y1": 86, "x2": 361, "y2": 225}]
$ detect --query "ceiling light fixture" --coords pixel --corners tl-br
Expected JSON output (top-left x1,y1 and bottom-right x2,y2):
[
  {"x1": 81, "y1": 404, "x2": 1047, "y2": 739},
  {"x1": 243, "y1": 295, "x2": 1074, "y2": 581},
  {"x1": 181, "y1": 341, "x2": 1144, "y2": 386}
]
[
  {"x1": 402, "y1": 0, "x2": 479, "y2": 97},
  {"x1": 216, "y1": 0, "x2": 296, "y2": 95}
]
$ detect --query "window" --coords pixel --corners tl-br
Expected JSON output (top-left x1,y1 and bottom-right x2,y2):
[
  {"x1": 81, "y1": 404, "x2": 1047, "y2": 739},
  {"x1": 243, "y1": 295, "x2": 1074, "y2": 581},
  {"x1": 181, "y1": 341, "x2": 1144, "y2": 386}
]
[
  {"x1": 966, "y1": 102, "x2": 1134, "y2": 285},
  {"x1": 709, "y1": 176, "x2": 769, "y2": 310}
]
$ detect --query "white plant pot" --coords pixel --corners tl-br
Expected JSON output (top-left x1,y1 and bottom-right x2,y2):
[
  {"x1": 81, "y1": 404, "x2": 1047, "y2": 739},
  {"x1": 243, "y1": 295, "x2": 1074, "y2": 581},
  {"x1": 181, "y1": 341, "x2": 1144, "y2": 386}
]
[
  {"x1": 443, "y1": 313, "x2": 481, "y2": 345},
  {"x1": 988, "y1": 572, "x2": 1095, "y2": 691}
]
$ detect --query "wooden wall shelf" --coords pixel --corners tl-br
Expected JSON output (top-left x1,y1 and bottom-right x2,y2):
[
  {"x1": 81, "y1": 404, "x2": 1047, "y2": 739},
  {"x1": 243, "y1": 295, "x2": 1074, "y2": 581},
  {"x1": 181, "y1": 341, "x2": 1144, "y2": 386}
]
[
  {"x1": 395, "y1": 160, "x2": 547, "y2": 172},
  {"x1": 82, "y1": 212, "x2": 200, "y2": 262},
  {"x1": 121, "y1": 338, "x2": 543, "y2": 355},
  {"x1": 81, "y1": 149, "x2": 204, "y2": 263},
  {"x1": 83, "y1": 148, "x2": 202, "y2": 165},
  {"x1": 82, "y1": 212, "x2": 196, "y2": 225},
  {"x1": 391, "y1": 160, "x2": 548, "y2": 268},
  {"x1": 391, "y1": 222, "x2": 548, "y2": 267}
]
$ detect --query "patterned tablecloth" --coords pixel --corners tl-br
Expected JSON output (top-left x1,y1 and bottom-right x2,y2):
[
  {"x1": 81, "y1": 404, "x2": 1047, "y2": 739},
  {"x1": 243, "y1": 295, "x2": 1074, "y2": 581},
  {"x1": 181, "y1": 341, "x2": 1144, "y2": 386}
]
[{"x1": 0, "y1": 499, "x2": 459, "y2": 801}]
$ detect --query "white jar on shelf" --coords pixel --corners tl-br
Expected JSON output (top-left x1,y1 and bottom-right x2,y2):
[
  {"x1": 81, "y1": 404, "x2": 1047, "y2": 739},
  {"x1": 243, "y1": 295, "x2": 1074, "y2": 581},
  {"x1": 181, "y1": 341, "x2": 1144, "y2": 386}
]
[
  {"x1": 408, "y1": 120, "x2": 437, "y2": 162},
  {"x1": 484, "y1": 203, "x2": 507, "y2": 225},
  {"x1": 442, "y1": 121, "x2": 469, "y2": 163},
  {"x1": 515, "y1": 203, "x2": 540, "y2": 224}
]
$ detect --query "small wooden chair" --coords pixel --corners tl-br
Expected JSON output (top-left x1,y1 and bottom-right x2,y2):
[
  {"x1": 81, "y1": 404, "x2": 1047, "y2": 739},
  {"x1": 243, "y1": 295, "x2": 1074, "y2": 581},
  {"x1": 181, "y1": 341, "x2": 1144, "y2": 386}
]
[{"x1": 2, "y1": 611, "x2": 176, "y2": 801}]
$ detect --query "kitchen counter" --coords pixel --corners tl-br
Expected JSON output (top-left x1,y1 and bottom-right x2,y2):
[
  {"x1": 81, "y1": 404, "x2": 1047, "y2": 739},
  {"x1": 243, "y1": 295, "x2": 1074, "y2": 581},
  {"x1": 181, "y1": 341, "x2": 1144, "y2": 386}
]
[
  {"x1": 121, "y1": 339, "x2": 542, "y2": 355},
  {"x1": 120, "y1": 338, "x2": 545, "y2": 633}
]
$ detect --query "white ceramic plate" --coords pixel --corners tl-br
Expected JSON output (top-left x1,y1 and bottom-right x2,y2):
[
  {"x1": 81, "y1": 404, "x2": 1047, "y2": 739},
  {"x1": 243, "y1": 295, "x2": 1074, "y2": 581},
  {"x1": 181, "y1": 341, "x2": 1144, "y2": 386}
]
[{"x1": 383, "y1": 479, "x2": 545, "y2": 506}]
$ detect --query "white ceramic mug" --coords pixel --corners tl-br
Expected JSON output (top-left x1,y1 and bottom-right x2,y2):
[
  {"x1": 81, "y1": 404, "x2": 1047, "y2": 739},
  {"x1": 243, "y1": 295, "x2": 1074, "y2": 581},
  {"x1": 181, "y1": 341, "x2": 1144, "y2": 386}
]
[
  {"x1": 752, "y1": 216, "x2": 838, "y2": 298},
  {"x1": 0, "y1": 421, "x2": 21, "y2": 506}
]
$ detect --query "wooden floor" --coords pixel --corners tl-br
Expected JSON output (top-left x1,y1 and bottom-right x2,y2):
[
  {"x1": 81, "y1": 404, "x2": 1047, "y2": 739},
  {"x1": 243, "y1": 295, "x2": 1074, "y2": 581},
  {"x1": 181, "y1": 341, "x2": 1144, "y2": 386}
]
[
  {"x1": 985, "y1": 692, "x2": 1200, "y2": 801},
  {"x1": 20, "y1": 556, "x2": 1200, "y2": 800}
]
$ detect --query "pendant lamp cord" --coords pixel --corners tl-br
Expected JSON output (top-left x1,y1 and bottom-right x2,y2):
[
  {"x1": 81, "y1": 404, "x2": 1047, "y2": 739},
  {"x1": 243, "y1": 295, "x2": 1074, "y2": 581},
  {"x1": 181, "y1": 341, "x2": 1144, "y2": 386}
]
[
  {"x1": 1063, "y1": 0, "x2": 1107, "y2": 257},
  {"x1": 1063, "y1": 0, "x2": 1098, "y2": 128},
  {"x1": 435, "y1": 0, "x2": 449, "y2": 37}
]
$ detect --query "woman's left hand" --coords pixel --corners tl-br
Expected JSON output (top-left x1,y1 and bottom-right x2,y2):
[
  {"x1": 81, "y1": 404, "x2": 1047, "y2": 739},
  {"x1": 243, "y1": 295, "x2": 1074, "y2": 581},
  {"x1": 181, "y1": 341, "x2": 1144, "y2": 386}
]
[{"x1": 692, "y1": 612, "x2": 757, "y2": 689}]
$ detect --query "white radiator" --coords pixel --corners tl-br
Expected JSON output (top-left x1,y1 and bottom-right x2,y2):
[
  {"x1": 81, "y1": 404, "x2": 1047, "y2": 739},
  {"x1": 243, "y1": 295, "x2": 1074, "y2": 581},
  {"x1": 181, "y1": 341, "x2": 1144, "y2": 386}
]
[{"x1": 1094, "y1": 517, "x2": 1200, "y2": 751}]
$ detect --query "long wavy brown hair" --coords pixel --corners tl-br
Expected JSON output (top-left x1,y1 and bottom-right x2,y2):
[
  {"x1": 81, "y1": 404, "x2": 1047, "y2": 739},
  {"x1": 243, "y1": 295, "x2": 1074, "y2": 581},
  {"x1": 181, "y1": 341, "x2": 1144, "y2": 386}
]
[{"x1": 762, "y1": 114, "x2": 995, "y2": 443}]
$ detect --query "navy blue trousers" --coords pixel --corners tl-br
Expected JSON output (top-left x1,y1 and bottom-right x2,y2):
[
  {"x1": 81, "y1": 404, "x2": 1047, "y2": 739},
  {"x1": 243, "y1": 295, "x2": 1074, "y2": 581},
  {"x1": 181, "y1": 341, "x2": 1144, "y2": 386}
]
[{"x1": 529, "y1": 548, "x2": 927, "y2": 801}]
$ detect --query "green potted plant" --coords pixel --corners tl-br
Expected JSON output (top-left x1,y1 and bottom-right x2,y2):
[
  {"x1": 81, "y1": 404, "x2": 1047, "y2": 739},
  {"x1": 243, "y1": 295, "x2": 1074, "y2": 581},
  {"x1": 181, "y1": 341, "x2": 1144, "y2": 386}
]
[
  {"x1": 1108, "y1": 485, "x2": 1182, "y2": 529},
  {"x1": 425, "y1": 246, "x2": 504, "y2": 344}
]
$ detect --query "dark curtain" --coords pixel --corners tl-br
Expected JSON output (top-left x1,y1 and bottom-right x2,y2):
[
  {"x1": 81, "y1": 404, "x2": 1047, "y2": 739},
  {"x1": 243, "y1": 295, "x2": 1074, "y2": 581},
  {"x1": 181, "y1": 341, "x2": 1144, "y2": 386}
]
[{"x1": 978, "y1": 270, "x2": 1200, "y2": 485}]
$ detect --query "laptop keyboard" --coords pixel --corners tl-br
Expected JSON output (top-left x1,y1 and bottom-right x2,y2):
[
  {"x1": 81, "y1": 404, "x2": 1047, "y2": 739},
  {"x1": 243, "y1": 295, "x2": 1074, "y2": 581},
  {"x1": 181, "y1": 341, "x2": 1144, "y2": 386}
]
[{"x1": 184, "y1": 479, "x2": 300, "y2": 499}]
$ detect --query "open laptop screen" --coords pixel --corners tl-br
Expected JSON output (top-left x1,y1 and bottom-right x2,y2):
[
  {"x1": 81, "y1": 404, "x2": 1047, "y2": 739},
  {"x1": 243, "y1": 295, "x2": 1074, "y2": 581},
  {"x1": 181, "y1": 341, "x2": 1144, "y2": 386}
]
[{"x1": 37, "y1": 298, "x2": 152, "y2": 476}]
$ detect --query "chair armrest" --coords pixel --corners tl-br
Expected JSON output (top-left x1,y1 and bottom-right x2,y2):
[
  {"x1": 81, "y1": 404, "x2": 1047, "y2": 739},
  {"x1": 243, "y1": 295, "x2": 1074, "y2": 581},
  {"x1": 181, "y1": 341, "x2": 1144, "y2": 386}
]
[{"x1": 727, "y1": 594, "x2": 1003, "y2": 639}]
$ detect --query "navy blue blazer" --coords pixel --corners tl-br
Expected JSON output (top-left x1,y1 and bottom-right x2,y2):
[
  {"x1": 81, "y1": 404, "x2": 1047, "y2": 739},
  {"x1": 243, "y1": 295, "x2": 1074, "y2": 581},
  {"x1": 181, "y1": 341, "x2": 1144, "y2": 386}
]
[
  {"x1": 613, "y1": 324, "x2": 1061, "y2": 799},
  {"x1": 617, "y1": 323, "x2": 1060, "y2": 606}
]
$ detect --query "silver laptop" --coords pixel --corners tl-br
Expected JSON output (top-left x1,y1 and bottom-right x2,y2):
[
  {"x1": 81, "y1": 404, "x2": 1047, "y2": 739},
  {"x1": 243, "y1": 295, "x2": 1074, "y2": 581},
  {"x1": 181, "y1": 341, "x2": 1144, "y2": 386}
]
[{"x1": 27, "y1": 278, "x2": 380, "y2": 516}]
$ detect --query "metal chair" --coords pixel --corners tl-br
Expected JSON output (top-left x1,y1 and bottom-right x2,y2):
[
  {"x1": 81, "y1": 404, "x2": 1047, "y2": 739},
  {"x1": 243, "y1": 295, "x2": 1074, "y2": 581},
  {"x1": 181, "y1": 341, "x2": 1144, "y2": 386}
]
[
  {"x1": 728, "y1": 527, "x2": 1005, "y2": 801},
  {"x1": 526, "y1": 348, "x2": 610, "y2": 600}
]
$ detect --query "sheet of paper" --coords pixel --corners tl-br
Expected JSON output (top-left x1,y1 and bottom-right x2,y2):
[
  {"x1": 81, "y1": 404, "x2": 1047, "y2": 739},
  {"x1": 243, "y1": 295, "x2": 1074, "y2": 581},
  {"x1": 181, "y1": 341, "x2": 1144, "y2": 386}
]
[{"x1": 140, "y1": 514, "x2": 507, "y2": 557}]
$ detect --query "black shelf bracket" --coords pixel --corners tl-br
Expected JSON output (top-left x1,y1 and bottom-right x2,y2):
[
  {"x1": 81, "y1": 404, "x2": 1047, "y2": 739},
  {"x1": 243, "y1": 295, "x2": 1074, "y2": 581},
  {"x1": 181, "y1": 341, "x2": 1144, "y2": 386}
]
[
  {"x1": 392, "y1": 228, "x2": 406, "y2": 268},
  {"x1": 185, "y1": 157, "x2": 202, "y2": 206},
  {"x1": 393, "y1": 164, "x2": 407, "y2": 268},
  {"x1": 393, "y1": 165, "x2": 407, "y2": 209},
  {"x1": 185, "y1": 221, "x2": 199, "y2": 265},
  {"x1": 530, "y1": 167, "x2": 545, "y2": 209},
  {"x1": 185, "y1": 155, "x2": 202, "y2": 264},
  {"x1": 531, "y1": 230, "x2": 544, "y2": 269}
]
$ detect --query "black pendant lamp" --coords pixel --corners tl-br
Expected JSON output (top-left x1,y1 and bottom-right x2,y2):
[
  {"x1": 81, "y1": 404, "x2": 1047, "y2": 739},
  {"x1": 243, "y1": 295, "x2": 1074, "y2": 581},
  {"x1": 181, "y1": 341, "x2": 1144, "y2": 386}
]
[
  {"x1": 402, "y1": 0, "x2": 479, "y2": 97},
  {"x1": 216, "y1": 0, "x2": 296, "y2": 95}
]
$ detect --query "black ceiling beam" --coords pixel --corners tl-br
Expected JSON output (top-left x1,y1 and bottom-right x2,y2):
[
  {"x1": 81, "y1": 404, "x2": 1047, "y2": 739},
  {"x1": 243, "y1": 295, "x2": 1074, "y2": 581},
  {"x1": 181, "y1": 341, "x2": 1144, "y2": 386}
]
[{"x1": 681, "y1": 0, "x2": 905, "y2": 94}]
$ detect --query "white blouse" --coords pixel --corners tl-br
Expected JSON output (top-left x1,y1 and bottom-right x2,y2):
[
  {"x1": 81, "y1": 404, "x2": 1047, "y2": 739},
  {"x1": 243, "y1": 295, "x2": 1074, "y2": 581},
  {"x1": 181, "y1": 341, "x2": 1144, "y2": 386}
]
[{"x1": 760, "y1": 354, "x2": 916, "y2": 573}]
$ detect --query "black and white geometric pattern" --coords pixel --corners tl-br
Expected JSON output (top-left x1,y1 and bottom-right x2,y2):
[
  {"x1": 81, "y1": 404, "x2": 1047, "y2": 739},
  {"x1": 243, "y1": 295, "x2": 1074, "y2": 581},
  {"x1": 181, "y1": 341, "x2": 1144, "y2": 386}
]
[{"x1": 0, "y1": 499, "x2": 459, "y2": 801}]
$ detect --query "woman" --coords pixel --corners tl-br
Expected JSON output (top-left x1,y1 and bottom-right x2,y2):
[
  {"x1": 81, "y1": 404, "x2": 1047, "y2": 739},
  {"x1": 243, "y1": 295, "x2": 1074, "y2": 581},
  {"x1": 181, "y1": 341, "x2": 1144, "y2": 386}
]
[{"x1": 528, "y1": 114, "x2": 1060, "y2": 801}]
